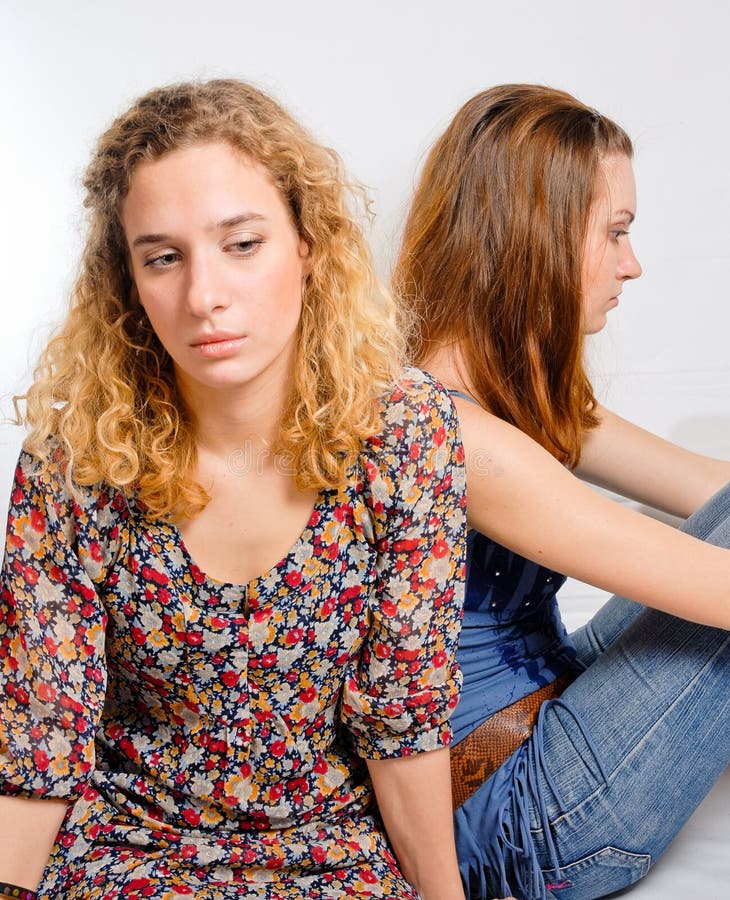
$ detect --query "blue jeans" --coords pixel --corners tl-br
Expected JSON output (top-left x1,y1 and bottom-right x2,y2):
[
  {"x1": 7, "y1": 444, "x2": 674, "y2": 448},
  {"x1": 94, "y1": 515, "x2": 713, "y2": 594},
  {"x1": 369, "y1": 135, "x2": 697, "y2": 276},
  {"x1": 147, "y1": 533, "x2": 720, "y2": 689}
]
[{"x1": 459, "y1": 484, "x2": 730, "y2": 900}]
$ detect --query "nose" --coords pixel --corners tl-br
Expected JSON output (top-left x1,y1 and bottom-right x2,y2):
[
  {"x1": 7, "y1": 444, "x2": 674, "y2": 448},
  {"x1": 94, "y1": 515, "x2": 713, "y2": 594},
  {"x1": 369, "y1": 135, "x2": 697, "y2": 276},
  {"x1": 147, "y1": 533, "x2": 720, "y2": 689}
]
[
  {"x1": 619, "y1": 239, "x2": 642, "y2": 281},
  {"x1": 185, "y1": 254, "x2": 230, "y2": 317}
]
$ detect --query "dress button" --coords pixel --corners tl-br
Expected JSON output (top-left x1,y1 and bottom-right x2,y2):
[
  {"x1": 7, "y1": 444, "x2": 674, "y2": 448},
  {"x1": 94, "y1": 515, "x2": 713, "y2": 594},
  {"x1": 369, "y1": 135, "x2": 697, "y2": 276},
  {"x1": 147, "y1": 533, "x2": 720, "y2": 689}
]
[{"x1": 494, "y1": 571, "x2": 501, "y2": 577}]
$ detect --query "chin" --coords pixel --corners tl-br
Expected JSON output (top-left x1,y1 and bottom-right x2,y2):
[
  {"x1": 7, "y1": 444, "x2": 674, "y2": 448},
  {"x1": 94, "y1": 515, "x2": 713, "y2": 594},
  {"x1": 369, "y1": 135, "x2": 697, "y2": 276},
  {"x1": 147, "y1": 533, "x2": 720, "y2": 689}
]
[{"x1": 581, "y1": 319, "x2": 606, "y2": 336}]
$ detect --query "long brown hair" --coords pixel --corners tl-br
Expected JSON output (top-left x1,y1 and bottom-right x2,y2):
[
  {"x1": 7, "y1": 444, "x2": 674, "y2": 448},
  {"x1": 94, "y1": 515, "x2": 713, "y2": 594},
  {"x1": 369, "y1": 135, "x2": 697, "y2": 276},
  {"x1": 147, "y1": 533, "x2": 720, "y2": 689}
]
[
  {"x1": 17, "y1": 79, "x2": 403, "y2": 518},
  {"x1": 395, "y1": 84, "x2": 632, "y2": 466}
]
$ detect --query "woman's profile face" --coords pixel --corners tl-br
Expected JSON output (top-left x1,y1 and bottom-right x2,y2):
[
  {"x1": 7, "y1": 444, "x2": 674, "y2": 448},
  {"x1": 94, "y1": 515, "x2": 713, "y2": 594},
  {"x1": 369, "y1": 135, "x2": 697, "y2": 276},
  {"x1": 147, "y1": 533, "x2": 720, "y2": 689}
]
[
  {"x1": 121, "y1": 141, "x2": 309, "y2": 404},
  {"x1": 580, "y1": 153, "x2": 642, "y2": 335}
]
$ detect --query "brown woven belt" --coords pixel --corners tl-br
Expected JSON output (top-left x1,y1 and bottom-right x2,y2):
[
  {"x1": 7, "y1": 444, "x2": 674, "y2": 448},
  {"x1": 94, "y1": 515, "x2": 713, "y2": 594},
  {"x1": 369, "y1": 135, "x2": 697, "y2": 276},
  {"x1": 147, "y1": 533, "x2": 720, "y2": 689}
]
[{"x1": 450, "y1": 673, "x2": 574, "y2": 810}]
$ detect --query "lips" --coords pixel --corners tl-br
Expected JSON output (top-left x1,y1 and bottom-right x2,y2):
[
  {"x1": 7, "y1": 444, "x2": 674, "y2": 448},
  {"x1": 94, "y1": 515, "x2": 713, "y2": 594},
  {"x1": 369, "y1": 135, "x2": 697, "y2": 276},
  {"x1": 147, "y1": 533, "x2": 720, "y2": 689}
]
[
  {"x1": 191, "y1": 333, "x2": 247, "y2": 358},
  {"x1": 191, "y1": 331, "x2": 244, "y2": 347}
]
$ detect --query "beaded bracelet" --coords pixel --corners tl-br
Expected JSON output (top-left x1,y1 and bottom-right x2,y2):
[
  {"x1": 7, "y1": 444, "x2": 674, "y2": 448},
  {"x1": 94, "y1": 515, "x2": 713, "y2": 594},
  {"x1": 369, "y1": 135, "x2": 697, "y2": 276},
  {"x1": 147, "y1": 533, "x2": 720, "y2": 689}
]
[{"x1": 0, "y1": 883, "x2": 36, "y2": 900}]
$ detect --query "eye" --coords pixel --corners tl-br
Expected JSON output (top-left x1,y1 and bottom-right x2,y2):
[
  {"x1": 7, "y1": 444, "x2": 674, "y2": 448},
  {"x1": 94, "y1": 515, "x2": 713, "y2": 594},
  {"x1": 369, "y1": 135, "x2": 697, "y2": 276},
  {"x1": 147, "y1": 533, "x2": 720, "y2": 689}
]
[
  {"x1": 144, "y1": 251, "x2": 180, "y2": 268},
  {"x1": 226, "y1": 237, "x2": 263, "y2": 256},
  {"x1": 609, "y1": 229, "x2": 630, "y2": 243}
]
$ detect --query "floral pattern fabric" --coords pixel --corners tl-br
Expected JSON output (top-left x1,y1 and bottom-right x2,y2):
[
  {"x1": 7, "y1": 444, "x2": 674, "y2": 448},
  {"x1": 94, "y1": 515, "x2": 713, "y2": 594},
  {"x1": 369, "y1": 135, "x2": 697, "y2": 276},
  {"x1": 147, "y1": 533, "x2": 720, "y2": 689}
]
[{"x1": 0, "y1": 369, "x2": 466, "y2": 899}]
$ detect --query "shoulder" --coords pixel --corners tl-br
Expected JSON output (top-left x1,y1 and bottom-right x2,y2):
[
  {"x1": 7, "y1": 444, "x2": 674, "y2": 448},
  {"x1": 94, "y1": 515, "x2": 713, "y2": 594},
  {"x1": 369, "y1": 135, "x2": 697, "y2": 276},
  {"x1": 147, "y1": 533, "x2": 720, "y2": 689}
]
[
  {"x1": 371, "y1": 365, "x2": 458, "y2": 442},
  {"x1": 361, "y1": 366, "x2": 464, "y2": 499},
  {"x1": 13, "y1": 437, "x2": 127, "y2": 530}
]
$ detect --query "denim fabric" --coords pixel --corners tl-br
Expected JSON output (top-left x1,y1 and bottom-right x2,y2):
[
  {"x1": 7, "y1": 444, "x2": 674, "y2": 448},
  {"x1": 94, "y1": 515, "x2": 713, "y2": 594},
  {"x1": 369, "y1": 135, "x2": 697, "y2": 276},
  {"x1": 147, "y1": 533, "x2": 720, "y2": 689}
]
[{"x1": 455, "y1": 483, "x2": 730, "y2": 900}]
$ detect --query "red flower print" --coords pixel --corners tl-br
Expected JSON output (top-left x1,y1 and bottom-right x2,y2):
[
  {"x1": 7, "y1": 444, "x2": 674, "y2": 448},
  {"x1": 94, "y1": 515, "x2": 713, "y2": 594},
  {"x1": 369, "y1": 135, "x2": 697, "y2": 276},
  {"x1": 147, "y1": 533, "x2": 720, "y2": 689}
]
[
  {"x1": 37, "y1": 682, "x2": 57, "y2": 702},
  {"x1": 285, "y1": 570, "x2": 303, "y2": 588},
  {"x1": 432, "y1": 539, "x2": 450, "y2": 558},
  {"x1": 381, "y1": 600, "x2": 398, "y2": 618},
  {"x1": 339, "y1": 586, "x2": 361, "y2": 603},
  {"x1": 141, "y1": 565, "x2": 169, "y2": 586},
  {"x1": 14, "y1": 687, "x2": 30, "y2": 705},
  {"x1": 123, "y1": 879, "x2": 155, "y2": 896},
  {"x1": 311, "y1": 845, "x2": 327, "y2": 864},
  {"x1": 131, "y1": 627, "x2": 147, "y2": 646},
  {"x1": 181, "y1": 808, "x2": 201, "y2": 828},
  {"x1": 33, "y1": 749, "x2": 50, "y2": 770},
  {"x1": 30, "y1": 507, "x2": 46, "y2": 532},
  {"x1": 286, "y1": 626, "x2": 304, "y2": 644},
  {"x1": 392, "y1": 538, "x2": 419, "y2": 553},
  {"x1": 319, "y1": 598, "x2": 336, "y2": 616}
]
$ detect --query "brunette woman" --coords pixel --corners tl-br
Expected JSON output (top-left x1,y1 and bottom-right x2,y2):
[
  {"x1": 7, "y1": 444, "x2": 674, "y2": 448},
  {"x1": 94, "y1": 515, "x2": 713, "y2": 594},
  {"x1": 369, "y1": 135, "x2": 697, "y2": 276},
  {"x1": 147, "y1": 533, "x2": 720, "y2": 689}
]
[{"x1": 395, "y1": 84, "x2": 730, "y2": 900}]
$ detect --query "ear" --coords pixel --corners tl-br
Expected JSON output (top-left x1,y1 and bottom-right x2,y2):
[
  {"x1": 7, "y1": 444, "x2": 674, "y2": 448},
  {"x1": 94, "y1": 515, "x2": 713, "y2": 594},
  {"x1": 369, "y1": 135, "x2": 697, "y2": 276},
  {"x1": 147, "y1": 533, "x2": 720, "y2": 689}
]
[{"x1": 298, "y1": 237, "x2": 312, "y2": 276}]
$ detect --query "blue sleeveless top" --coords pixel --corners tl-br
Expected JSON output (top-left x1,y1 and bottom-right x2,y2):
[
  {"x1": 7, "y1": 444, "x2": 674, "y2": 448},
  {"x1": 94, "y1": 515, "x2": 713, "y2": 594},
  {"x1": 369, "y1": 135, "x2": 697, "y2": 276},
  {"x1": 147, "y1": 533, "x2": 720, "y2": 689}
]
[
  {"x1": 451, "y1": 530, "x2": 582, "y2": 743},
  {"x1": 449, "y1": 392, "x2": 583, "y2": 744}
]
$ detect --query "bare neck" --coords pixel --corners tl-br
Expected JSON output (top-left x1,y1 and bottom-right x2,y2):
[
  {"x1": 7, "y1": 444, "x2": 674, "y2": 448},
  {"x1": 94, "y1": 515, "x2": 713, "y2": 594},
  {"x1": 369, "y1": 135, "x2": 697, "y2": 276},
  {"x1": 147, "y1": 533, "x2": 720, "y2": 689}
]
[
  {"x1": 179, "y1": 377, "x2": 287, "y2": 462},
  {"x1": 421, "y1": 341, "x2": 478, "y2": 401}
]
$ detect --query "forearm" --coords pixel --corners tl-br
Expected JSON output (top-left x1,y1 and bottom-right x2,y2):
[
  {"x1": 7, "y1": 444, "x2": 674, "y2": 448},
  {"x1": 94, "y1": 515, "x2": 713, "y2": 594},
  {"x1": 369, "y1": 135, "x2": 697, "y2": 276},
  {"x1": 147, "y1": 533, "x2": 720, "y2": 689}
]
[
  {"x1": 577, "y1": 405, "x2": 730, "y2": 518},
  {"x1": 0, "y1": 795, "x2": 68, "y2": 891},
  {"x1": 367, "y1": 747, "x2": 464, "y2": 900}
]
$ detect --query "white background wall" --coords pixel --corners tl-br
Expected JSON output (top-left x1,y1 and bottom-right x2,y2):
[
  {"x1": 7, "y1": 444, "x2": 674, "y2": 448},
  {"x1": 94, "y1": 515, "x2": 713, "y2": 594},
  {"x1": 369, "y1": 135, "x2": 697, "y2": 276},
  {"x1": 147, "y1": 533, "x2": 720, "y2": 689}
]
[{"x1": 1, "y1": 1, "x2": 729, "y2": 615}]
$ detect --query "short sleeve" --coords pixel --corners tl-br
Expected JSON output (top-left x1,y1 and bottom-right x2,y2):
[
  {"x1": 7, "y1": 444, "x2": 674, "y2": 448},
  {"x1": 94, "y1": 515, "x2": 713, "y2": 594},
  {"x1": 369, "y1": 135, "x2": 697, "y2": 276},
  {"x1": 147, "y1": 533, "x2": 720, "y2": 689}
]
[
  {"x1": 0, "y1": 446, "x2": 119, "y2": 799},
  {"x1": 341, "y1": 368, "x2": 466, "y2": 759}
]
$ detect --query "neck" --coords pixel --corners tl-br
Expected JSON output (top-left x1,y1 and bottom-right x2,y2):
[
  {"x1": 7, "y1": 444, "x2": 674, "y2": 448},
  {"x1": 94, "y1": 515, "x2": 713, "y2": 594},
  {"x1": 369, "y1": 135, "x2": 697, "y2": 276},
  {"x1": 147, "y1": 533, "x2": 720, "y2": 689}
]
[
  {"x1": 421, "y1": 341, "x2": 476, "y2": 399},
  {"x1": 177, "y1": 373, "x2": 289, "y2": 460}
]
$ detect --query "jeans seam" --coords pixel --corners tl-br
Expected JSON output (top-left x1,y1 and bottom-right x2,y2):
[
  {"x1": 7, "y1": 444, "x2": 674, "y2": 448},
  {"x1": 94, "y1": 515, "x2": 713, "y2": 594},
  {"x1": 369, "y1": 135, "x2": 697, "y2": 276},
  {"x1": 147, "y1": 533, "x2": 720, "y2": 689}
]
[{"x1": 547, "y1": 632, "x2": 729, "y2": 829}]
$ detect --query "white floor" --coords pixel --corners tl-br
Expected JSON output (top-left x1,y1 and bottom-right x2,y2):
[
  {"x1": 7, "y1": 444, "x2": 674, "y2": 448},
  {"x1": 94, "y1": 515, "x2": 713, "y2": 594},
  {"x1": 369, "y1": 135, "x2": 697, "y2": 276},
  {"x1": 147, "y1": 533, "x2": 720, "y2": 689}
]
[{"x1": 626, "y1": 768, "x2": 729, "y2": 899}]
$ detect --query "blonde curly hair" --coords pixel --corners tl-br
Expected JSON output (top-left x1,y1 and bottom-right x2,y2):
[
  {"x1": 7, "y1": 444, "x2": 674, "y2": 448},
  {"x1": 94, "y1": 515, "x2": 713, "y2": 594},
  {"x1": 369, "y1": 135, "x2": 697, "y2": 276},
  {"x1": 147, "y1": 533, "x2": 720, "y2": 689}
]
[{"x1": 18, "y1": 79, "x2": 403, "y2": 518}]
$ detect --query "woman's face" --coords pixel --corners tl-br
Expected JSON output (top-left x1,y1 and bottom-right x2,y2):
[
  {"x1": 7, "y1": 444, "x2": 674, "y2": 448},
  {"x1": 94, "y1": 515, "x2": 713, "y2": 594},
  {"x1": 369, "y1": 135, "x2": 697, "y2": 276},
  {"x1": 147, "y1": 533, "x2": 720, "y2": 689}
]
[
  {"x1": 122, "y1": 141, "x2": 309, "y2": 404},
  {"x1": 580, "y1": 153, "x2": 642, "y2": 335}
]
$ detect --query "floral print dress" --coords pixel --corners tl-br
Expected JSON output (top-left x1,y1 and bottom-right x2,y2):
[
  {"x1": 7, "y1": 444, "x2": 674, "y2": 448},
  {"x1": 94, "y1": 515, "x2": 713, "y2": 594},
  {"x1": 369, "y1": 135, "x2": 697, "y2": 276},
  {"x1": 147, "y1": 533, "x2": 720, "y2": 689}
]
[{"x1": 0, "y1": 370, "x2": 466, "y2": 900}]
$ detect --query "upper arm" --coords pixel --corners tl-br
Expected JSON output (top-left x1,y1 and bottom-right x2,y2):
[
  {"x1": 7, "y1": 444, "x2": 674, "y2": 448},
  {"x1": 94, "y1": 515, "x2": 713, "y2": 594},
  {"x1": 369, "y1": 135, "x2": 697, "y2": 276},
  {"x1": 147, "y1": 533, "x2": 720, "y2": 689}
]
[
  {"x1": 340, "y1": 373, "x2": 467, "y2": 759},
  {"x1": 455, "y1": 399, "x2": 730, "y2": 629},
  {"x1": 576, "y1": 404, "x2": 730, "y2": 517},
  {"x1": 0, "y1": 449, "x2": 111, "y2": 800}
]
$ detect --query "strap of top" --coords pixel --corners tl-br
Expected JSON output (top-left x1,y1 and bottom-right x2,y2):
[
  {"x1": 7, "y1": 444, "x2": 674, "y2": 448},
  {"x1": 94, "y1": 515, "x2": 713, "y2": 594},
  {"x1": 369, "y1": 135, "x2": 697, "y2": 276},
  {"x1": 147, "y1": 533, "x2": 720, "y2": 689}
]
[{"x1": 449, "y1": 389, "x2": 480, "y2": 406}]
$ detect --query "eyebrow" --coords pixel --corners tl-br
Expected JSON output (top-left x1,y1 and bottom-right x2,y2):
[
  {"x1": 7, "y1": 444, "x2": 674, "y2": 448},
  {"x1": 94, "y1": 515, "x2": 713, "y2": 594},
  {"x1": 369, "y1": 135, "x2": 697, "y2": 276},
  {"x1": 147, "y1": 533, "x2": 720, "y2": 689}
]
[
  {"x1": 131, "y1": 212, "x2": 267, "y2": 248},
  {"x1": 612, "y1": 209, "x2": 635, "y2": 224}
]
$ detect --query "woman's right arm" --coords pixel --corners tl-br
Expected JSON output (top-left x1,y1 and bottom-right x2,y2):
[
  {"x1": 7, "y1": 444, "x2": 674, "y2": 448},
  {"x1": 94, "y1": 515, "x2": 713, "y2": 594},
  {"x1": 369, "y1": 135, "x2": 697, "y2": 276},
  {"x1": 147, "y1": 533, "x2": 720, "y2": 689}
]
[
  {"x1": 0, "y1": 796, "x2": 68, "y2": 893},
  {"x1": 454, "y1": 398, "x2": 730, "y2": 630},
  {"x1": 576, "y1": 403, "x2": 730, "y2": 518},
  {"x1": 0, "y1": 448, "x2": 112, "y2": 892}
]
